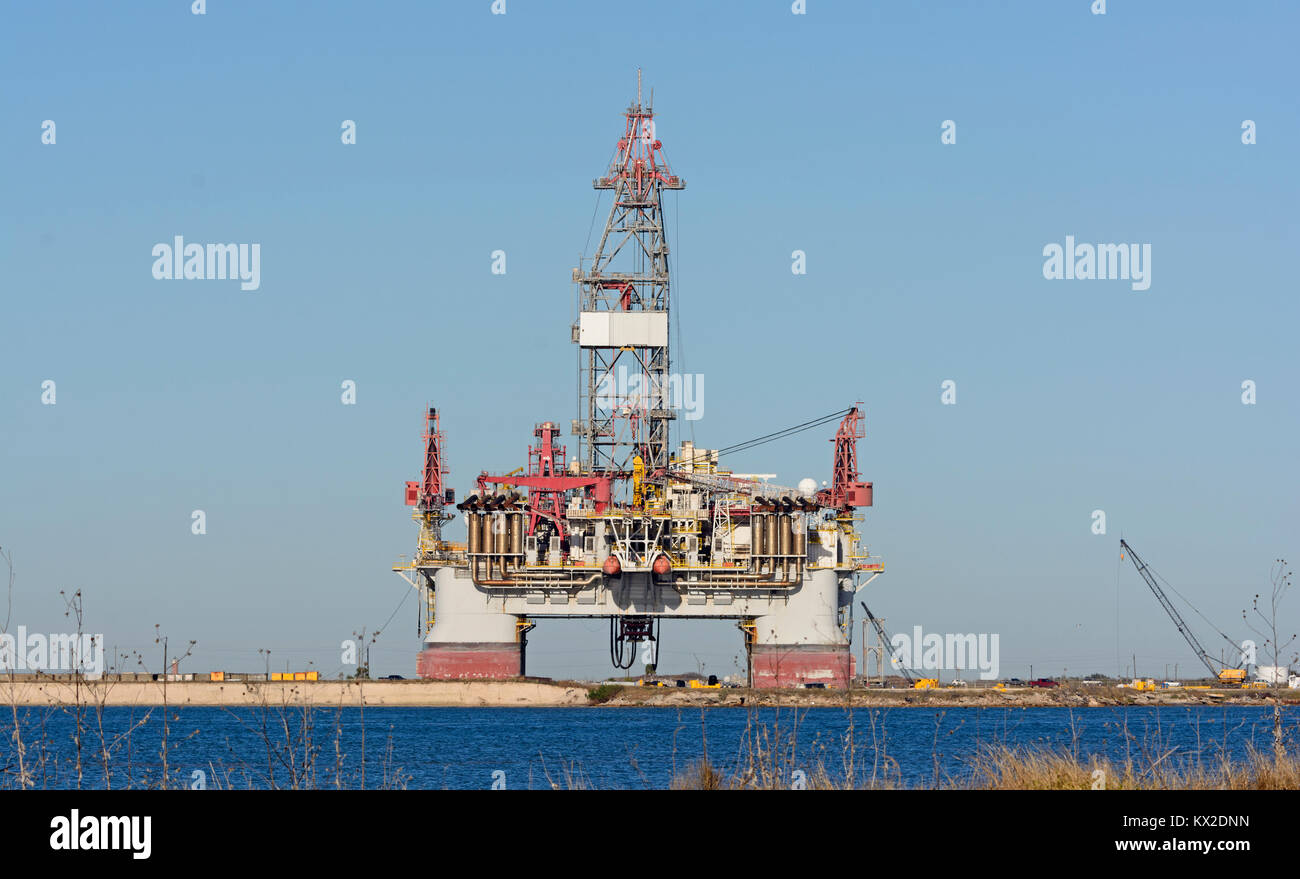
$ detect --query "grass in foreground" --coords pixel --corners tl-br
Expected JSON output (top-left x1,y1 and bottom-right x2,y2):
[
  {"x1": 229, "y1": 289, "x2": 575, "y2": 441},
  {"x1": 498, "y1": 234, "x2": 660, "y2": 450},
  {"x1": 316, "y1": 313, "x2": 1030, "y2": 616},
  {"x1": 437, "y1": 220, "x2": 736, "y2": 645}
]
[
  {"x1": 668, "y1": 702, "x2": 1300, "y2": 790},
  {"x1": 670, "y1": 746, "x2": 1300, "y2": 790}
]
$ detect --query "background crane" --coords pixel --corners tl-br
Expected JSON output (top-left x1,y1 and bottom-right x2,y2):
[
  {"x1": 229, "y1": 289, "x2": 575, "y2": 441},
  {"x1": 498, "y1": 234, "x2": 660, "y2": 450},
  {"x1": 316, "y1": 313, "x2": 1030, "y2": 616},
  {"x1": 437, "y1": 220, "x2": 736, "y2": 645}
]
[
  {"x1": 1119, "y1": 539, "x2": 1247, "y2": 685},
  {"x1": 859, "y1": 601, "x2": 927, "y2": 686}
]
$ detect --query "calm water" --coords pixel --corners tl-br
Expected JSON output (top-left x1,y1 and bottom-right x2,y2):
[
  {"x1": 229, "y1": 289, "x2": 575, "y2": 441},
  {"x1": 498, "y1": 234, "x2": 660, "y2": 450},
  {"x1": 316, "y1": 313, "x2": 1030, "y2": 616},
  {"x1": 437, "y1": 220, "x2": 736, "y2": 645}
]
[{"x1": 3, "y1": 704, "x2": 1295, "y2": 789}]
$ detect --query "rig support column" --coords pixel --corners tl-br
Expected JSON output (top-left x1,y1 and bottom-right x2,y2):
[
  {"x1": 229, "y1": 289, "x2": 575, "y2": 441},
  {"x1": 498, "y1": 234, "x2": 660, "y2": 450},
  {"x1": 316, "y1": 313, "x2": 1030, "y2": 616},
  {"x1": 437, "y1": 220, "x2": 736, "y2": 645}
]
[
  {"x1": 416, "y1": 567, "x2": 522, "y2": 679},
  {"x1": 748, "y1": 568, "x2": 855, "y2": 688}
]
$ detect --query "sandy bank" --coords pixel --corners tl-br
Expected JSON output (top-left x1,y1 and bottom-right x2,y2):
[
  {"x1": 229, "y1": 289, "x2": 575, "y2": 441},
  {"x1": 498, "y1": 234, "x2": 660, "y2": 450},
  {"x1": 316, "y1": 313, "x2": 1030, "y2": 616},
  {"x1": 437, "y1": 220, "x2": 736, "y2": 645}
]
[
  {"x1": 0, "y1": 679, "x2": 588, "y2": 707},
  {"x1": 1, "y1": 678, "x2": 1296, "y2": 708}
]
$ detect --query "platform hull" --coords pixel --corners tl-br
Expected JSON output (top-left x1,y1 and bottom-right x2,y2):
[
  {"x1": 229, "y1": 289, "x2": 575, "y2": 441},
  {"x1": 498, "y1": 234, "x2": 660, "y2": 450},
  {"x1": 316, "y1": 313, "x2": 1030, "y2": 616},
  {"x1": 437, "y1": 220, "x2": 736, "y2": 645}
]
[
  {"x1": 750, "y1": 644, "x2": 854, "y2": 689},
  {"x1": 417, "y1": 642, "x2": 522, "y2": 680}
]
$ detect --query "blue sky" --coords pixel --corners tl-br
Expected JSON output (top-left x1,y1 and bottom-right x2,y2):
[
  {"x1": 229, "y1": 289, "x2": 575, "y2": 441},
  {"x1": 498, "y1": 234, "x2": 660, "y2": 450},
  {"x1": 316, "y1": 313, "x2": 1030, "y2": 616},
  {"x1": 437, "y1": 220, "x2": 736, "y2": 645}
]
[{"x1": 2, "y1": 1, "x2": 1297, "y2": 680}]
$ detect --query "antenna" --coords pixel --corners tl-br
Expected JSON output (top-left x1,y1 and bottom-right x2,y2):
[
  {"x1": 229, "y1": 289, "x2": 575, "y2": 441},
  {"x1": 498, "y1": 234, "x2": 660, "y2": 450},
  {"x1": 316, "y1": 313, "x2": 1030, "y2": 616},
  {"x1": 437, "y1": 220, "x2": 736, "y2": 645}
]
[{"x1": 637, "y1": 68, "x2": 642, "y2": 107}]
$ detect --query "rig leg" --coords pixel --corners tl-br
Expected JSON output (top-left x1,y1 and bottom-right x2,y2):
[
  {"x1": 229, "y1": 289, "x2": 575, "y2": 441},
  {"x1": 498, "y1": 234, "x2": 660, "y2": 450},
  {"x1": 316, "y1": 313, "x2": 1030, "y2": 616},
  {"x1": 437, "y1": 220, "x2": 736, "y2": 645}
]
[
  {"x1": 748, "y1": 569, "x2": 855, "y2": 689},
  {"x1": 416, "y1": 568, "x2": 522, "y2": 679}
]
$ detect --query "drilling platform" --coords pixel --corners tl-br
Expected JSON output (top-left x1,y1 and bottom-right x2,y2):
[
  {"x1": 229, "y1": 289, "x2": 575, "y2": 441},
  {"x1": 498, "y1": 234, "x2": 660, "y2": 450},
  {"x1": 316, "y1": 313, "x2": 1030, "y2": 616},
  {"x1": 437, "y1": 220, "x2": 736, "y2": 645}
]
[{"x1": 393, "y1": 80, "x2": 882, "y2": 688}]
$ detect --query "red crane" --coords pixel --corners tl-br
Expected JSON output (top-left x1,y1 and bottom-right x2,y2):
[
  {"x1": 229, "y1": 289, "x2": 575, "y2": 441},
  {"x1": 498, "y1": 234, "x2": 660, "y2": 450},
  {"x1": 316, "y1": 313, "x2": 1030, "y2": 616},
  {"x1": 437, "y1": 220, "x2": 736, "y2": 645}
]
[{"x1": 817, "y1": 405, "x2": 873, "y2": 510}]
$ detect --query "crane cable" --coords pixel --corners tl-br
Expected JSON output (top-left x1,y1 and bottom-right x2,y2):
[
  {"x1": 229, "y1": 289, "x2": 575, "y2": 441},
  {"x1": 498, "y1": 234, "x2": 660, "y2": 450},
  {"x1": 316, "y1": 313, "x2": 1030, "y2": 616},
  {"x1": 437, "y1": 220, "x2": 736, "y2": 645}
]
[
  {"x1": 1148, "y1": 565, "x2": 1241, "y2": 656},
  {"x1": 715, "y1": 407, "x2": 852, "y2": 459},
  {"x1": 1122, "y1": 546, "x2": 1241, "y2": 658}
]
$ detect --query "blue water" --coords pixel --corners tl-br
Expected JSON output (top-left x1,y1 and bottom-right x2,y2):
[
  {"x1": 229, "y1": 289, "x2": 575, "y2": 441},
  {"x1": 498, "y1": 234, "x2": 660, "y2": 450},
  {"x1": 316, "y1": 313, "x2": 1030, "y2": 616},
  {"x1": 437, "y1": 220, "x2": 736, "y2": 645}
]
[{"x1": 2, "y1": 705, "x2": 1295, "y2": 789}]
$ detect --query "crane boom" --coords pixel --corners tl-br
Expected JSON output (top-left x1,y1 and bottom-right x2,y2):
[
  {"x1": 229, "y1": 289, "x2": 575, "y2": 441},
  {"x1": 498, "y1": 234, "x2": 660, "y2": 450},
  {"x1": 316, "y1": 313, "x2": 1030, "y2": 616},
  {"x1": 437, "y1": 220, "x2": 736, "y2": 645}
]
[
  {"x1": 657, "y1": 469, "x2": 803, "y2": 499},
  {"x1": 1120, "y1": 539, "x2": 1220, "y2": 678},
  {"x1": 860, "y1": 602, "x2": 917, "y2": 684}
]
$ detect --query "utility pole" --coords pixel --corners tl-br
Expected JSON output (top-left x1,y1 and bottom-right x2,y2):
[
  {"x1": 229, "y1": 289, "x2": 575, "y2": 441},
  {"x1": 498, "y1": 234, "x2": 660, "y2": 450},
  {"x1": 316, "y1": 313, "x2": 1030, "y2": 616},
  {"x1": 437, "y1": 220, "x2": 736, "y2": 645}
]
[
  {"x1": 858, "y1": 608, "x2": 888, "y2": 686},
  {"x1": 861, "y1": 618, "x2": 868, "y2": 683}
]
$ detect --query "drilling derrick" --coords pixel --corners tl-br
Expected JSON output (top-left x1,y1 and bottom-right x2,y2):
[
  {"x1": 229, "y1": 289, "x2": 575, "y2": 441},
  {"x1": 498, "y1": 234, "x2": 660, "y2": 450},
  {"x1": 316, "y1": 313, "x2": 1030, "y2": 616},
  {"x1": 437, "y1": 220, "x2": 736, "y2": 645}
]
[
  {"x1": 574, "y1": 72, "x2": 685, "y2": 485},
  {"x1": 393, "y1": 79, "x2": 883, "y2": 688}
]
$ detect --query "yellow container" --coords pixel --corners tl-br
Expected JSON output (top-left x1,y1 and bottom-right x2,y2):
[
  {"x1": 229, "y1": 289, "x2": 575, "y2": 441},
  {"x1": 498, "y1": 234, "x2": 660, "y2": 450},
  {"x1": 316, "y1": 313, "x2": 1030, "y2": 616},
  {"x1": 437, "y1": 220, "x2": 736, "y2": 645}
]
[
  {"x1": 271, "y1": 672, "x2": 283, "y2": 681},
  {"x1": 293, "y1": 672, "x2": 306, "y2": 681},
  {"x1": 305, "y1": 671, "x2": 318, "y2": 681},
  {"x1": 210, "y1": 671, "x2": 225, "y2": 682}
]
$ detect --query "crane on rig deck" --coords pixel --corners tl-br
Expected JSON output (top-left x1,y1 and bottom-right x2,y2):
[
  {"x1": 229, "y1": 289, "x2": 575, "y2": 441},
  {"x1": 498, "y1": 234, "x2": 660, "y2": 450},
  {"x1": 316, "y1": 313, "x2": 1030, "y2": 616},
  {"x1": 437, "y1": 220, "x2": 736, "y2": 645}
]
[{"x1": 1119, "y1": 539, "x2": 1248, "y2": 686}]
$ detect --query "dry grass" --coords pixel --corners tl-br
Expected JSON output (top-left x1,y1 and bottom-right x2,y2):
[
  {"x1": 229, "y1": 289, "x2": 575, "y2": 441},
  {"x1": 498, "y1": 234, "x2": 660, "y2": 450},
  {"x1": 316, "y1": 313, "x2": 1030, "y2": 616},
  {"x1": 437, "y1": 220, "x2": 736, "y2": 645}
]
[
  {"x1": 667, "y1": 705, "x2": 904, "y2": 789},
  {"x1": 668, "y1": 702, "x2": 1300, "y2": 790},
  {"x1": 670, "y1": 745, "x2": 1300, "y2": 790},
  {"x1": 670, "y1": 759, "x2": 725, "y2": 790},
  {"x1": 965, "y1": 745, "x2": 1300, "y2": 790}
]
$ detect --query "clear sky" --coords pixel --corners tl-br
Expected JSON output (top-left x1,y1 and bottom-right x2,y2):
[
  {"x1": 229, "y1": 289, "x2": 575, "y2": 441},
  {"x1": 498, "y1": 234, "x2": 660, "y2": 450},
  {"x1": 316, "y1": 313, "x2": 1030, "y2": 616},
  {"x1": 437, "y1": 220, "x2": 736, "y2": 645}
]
[{"x1": 2, "y1": 1, "x2": 1296, "y2": 681}]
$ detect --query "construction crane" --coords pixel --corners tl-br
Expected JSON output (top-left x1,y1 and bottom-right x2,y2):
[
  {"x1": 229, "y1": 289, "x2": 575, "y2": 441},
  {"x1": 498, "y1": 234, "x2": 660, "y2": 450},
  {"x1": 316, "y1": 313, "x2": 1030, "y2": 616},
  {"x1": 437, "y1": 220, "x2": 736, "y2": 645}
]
[
  {"x1": 1119, "y1": 539, "x2": 1247, "y2": 686},
  {"x1": 859, "y1": 602, "x2": 935, "y2": 687}
]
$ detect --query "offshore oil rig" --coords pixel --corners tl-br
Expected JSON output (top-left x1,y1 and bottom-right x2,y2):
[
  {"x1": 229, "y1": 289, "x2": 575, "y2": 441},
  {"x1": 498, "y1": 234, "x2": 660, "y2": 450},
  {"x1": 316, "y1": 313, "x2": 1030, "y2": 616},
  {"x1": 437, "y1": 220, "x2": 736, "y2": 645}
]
[{"x1": 394, "y1": 79, "x2": 882, "y2": 687}]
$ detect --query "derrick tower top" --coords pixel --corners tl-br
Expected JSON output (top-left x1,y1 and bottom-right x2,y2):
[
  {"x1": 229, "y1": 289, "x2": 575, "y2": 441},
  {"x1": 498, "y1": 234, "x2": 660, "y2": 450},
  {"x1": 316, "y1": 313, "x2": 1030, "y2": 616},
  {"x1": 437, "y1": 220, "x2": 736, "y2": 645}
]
[{"x1": 574, "y1": 72, "x2": 685, "y2": 484}]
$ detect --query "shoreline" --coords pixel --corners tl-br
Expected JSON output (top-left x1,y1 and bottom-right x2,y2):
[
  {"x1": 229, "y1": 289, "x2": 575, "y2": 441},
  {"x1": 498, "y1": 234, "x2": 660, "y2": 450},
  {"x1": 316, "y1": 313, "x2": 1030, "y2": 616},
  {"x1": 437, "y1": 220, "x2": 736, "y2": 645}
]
[{"x1": 1, "y1": 678, "x2": 1297, "y2": 708}]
